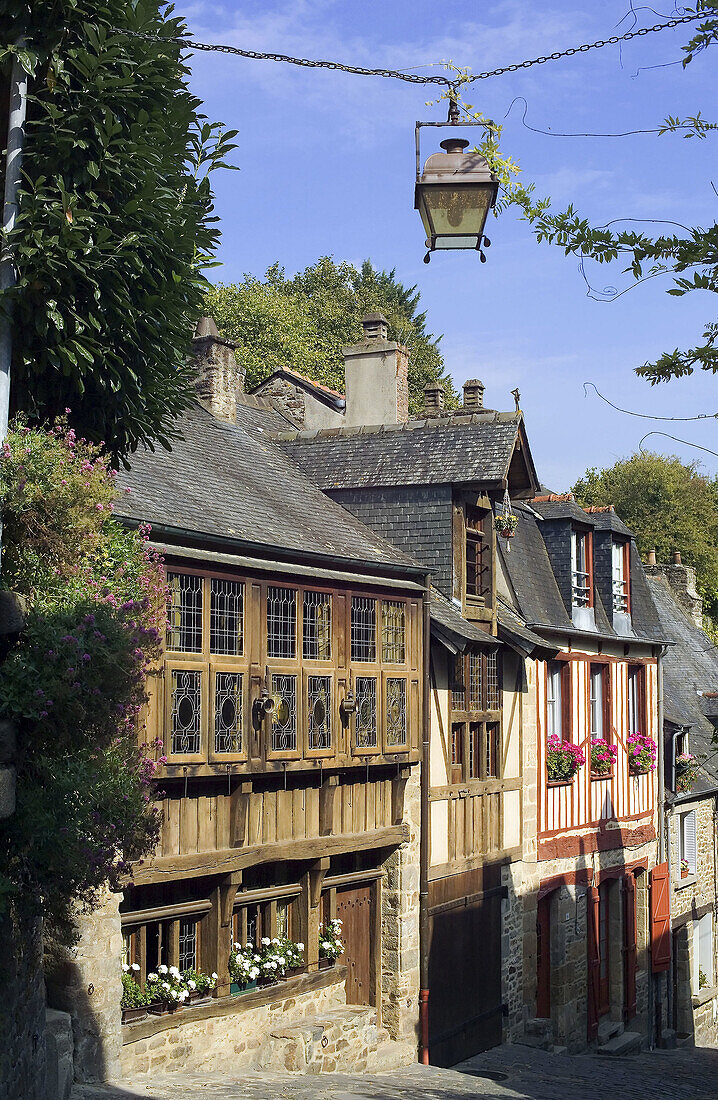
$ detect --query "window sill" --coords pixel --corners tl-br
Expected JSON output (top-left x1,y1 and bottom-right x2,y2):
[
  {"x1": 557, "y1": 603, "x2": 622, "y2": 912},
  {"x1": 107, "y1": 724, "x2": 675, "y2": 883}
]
[
  {"x1": 121, "y1": 965, "x2": 347, "y2": 1046},
  {"x1": 547, "y1": 778, "x2": 575, "y2": 788},
  {"x1": 590, "y1": 771, "x2": 614, "y2": 781},
  {"x1": 692, "y1": 984, "x2": 718, "y2": 1008},
  {"x1": 675, "y1": 874, "x2": 696, "y2": 891}
]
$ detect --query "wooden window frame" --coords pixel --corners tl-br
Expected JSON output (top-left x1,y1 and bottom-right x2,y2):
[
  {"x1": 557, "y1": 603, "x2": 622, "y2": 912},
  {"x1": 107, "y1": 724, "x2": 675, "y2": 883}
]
[
  {"x1": 612, "y1": 539, "x2": 631, "y2": 615},
  {"x1": 546, "y1": 660, "x2": 571, "y2": 742},
  {"x1": 209, "y1": 660, "x2": 249, "y2": 764},
  {"x1": 302, "y1": 669, "x2": 335, "y2": 760},
  {"x1": 450, "y1": 651, "x2": 501, "y2": 717},
  {"x1": 465, "y1": 507, "x2": 491, "y2": 604},
  {"x1": 449, "y1": 649, "x2": 502, "y2": 783},
  {"x1": 382, "y1": 672, "x2": 408, "y2": 753},
  {"x1": 627, "y1": 664, "x2": 646, "y2": 738},
  {"x1": 571, "y1": 527, "x2": 593, "y2": 608},
  {"x1": 165, "y1": 660, "x2": 209, "y2": 764},
  {"x1": 450, "y1": 721, "x2": 464, "y2": 784}
]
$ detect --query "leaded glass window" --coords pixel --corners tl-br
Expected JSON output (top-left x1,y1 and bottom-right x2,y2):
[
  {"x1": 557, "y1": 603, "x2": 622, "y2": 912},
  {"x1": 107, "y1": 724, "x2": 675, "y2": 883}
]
[
  {"x1": 303, "y1": 591, "x2": 332, "y2": 661},
  {"x1": 451, "y1": 655, "x2": 466, "y2": 711},
  {"x1": 381, "y1": 600, "x2": 406, "y2": 664},
  {"x1": 351, "y1": 597, "x2": 376, "y2": 662},
  {"x1": 271, "y1": 674, "x2": 297, "y2": 751},
  {"x1": 210, "y1": 578, "x2": 244, "y2": 655},
  {"x1": 307, "y1": 675, "x2": 331, "y2": 750},
  {"x1": 355, "y1": 676, "x2": 377, "y2": 748},
  {"x1": 170, "y1": 669, "x2": 202, "y2": 754},
  {"x1": 486, "y1": 651, "x2": 500, "y2": 710},
  {"x1": 178, "y1": 918, "x2": 197, "y2": 972},
  {"x1": 386, "y1": 678, "x2": 407, "y2": 747},
  {"x1": 214, "y1": 671, "x2": 242, "y2": 754},
  {"x1": 468, "y1": 652, "x2": 483, "y2": 710},
  {"x1": 167, "y1": 572, "x2": 202, "y2": 653},
  {"x1": 267, "y1": 587, "x2": 296, "y2": 659}
]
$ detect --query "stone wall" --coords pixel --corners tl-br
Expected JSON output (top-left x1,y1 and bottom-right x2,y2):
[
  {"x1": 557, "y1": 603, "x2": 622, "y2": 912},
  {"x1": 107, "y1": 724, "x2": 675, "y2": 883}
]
[
  {"x1": 0, "y1": 912, "x2": 47, "y2": 1100},
  {"x1": 381, "y1": 767, "x2": 420, "y2": 1048}
]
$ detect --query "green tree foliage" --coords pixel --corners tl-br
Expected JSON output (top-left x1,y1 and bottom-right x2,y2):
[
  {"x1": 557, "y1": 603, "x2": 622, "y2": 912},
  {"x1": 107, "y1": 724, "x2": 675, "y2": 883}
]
[
  {"x1": 1, "y1": 2, "x2": 237, "y2": 458},
  {"x1": 0, "y1": 418, "x2": 166, "y2": 935},
  {"x1": 572, "y1": 451, "x2": 718, "y2": 628},
  {"x1": 205, "y1": 257, "x2": 459, "y2": 414}
]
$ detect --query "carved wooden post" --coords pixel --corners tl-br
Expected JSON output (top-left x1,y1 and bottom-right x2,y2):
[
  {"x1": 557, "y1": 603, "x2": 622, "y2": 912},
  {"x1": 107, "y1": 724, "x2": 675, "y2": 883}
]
[{"x1": 300, "y1": 857, "x2": 329, "y2": 971}]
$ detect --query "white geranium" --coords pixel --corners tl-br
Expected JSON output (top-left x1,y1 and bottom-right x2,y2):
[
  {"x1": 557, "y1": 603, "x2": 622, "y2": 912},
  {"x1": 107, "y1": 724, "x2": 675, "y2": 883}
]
[
  {"x1": 158, "y1": 964, "x2": 168, "y2": 975},
  {"x1": 147, "y1": 972, "x2": 158, "y2": 983},
  {"x1": 122, "y1": 963, "x2": 129, "y2": 972}
]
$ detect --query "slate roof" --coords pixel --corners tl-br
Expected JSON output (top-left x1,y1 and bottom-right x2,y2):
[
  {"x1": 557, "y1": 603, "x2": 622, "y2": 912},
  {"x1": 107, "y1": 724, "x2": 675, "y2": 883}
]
[
  {"x1": 647, "y1": 575, "x2": 718, "y2": 797},
  {"x1": 430, "y1": 589, "x2": 495, "y2": 651},
  {"x1": 499, "y1": 502, "x2": 665, "y2": 643},
  {"x1": 116, "y1": 402, "x2": 421, "y2": 573},
  {"x1": 275, "y1": 412, "x2": 527, "y2": 490}
]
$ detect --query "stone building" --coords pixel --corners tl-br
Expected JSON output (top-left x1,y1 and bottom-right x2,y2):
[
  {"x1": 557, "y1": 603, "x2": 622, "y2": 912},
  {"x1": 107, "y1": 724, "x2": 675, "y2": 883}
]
[{"x1": 646, "y1": 558, "x2": 718, "y2": 1045}]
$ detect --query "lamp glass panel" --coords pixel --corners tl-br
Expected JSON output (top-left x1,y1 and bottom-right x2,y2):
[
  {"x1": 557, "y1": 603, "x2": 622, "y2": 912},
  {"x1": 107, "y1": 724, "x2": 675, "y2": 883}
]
[{"x1": 420, "y1": 185, "x2": 492, "y2": 237}]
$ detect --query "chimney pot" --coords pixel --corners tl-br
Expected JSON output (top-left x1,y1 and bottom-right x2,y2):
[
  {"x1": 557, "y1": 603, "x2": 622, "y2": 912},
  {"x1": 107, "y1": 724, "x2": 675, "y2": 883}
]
[
  {"x1": 463, "y1": 378, "x2": 485, "y2": 413},
  {"x1": 647, "y1": 549, "x2": 657, "y2": 566},
  {"x1": 361, "y1": 312, "x2": 389, "y2": 341},
  {"x1": 673, "y1": 551, "x2": 682, "y2": 565},
  {"x1": 191, "y1": 316, "x2": 243, "y2": 424},
  {"x1": 423, "y1": 382, "x2": 445, "y2": 416}
]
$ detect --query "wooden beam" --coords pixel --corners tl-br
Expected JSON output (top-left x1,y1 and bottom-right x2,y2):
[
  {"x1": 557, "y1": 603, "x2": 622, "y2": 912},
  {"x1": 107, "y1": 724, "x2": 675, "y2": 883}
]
[
  {"x1": 319, "y1": 774, "x2": 339, "y2": 836},
  {"x1": 128, "y1": 825, "x2": 409, "y2": 886},
  {"x1": 309, "y1": 857, "x2": 330, "y2": 909},
  {"x1": 230, "y1": 781, "x2": 253, "y2": 846},
  {"x1": 391, "y1": 765, "x2": 412, "y2": 825}
]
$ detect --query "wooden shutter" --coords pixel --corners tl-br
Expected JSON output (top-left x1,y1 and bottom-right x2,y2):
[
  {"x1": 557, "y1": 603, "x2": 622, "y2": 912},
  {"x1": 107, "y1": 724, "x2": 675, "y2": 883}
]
[
  {"x1": 587, "y1": 885, "x2": 600, "y2": 1039},
  {"x1": 623, "y1": 875, "x2": 637, "y2": 1021},
  {"x1": 650, "y1": 862, "x2": 671, "y2": 973},
  {"x1": 684, "y1": 811, "x2": 697, "y2": 874}
]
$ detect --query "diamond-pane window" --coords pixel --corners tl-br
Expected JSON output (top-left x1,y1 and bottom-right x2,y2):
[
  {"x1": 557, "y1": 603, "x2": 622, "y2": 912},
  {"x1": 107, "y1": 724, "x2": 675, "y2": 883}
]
[
  {"x1": 486, "y1": 652, "x2": 500, "y2": 710},
  {"x1": 308, "y1": 675, "x2": 332, "y2": 750},
  {"x1": 214, "y1": 672, "x2": 242, "y2": 754},
  {"x1": 210, "y1": 579, "x2": 244, "y2": 655},
  {"x1": 167, "y1": 573, "x2": 202, "y2": 652},
  {"x1": 382, "y1": 600, "x2": 406, "y2": 664},
  {"x1": 468, "y1": 652, "x2": 483, "y2": 710},
  {"x1": 267, "y1": 587, "x2": 296, "y2": 659},
  {"x1": 386, "y1": 678, "x2": 407, "y2": 747},
  {"x1": 178, "y1": 918, "x2": 197, "y2": 972},
  {"x1": 170, "y1": 669, "x2": 202, "y2": 754},
  {"x1": 303, "y1": 591, "x2": 332, "y2": 660},
  {"x1": 355, "y1": 676, "x2": 377, "y2": 748},
  {"x1": 271, "y1": 674, "x2": 297, "y2": 751},
  {"x1": 351, "y1": 597, "x2": 376, "y2": 662}
]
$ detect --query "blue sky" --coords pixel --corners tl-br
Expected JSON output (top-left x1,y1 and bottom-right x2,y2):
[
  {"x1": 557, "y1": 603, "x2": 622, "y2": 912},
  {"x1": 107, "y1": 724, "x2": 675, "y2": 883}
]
[{"x1": 180, "y1": 0, "x2": 717, "y2": 490}]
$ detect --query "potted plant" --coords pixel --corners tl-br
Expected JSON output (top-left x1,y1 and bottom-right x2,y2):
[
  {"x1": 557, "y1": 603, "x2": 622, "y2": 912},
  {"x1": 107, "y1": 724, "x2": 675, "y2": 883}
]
[
  {"x1": 121, "y1": 968, "x2": 149, "y2": 1024},
  {"x1": 494, "y1": 512, "x2": 518, "y2": 540},
  {"x1": 627, "y1": 732, "x2": 657, "y2": 775},
  {"x1": 546, "y1": 734, "x2": 585, "y2": 784},
  {"x1": 145, "y1": 965, "x2": 189, "y2": 1014},
  {"x1": 590, "y1": 738, "x2": 617, "y2": 777},
  {"x1": 680, "y1": 858, "x2": 691, "y2": 880},
  {"x1": 229, "y1": 944, "x2": 261, "y2": 995},
  {"x1": 676, "y1": 752, "x2": 699, "y2": 794},
  {"x1": 182, "y1": 968, "x2": 218, "y2": 1004},
  {"x1": 318, "y1": 918, "x2": 344, "y2": 968}
]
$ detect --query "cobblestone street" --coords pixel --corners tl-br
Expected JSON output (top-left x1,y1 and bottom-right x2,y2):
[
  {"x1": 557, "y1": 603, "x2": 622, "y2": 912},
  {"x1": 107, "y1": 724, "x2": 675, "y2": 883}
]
[{"x1": 73, "y1": 1043, "x2": 718, "y2": 1100}]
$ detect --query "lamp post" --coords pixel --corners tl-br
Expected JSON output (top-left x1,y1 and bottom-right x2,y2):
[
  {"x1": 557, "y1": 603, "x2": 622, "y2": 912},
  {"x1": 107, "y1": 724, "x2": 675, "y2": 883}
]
[{"x1": 414, "y1": 99, "x2": 498, "y2": 263}]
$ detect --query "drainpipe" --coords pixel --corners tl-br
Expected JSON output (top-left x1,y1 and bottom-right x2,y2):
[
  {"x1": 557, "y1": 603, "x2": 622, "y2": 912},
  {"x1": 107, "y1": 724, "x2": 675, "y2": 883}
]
[
  {"x1": 419, "y1": 573, "x2": 431, "y2": 1064},
  {"x1": 656, "y1": 647, "x2": 672, "y2": 1041}
]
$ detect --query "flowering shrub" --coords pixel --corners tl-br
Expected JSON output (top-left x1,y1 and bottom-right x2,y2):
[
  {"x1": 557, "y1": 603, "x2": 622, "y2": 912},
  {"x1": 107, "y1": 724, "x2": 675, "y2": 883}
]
[
  {"x1": 680, "y1": 859, "x2": 691, "y2": 878},
  {"x1": 146, "y1": 964, "x2": 189, "y2": 1006},
  {"x1": 627, "y1": 732, "x2": 657, "y2": 774},
  {"x1": 590, "y1": 738, "x2": 618, "y2": 776},
  {"x1": 0, "y1": 416, "x2": 166, "y2": 935},
  {"x1": 319, "y1": 918, "x2": 344, "y2": 962},
  {"x1": 229, "y1": 937, "x2": 305, "y2": 986},
  {"x1": 546, "y1": 735, "x2": 585, "y2": 782},
  {"x1": 676, "y1": 752, "x2": 700, "y2": 793},
  {"x1": 121, "y1": 969, "x2": 151, "y2": 1009}
]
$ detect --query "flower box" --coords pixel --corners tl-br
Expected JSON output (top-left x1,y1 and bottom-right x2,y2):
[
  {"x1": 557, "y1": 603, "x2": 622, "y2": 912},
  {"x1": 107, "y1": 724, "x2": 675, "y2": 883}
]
[
  {"x1": 546, "y1": 735, "x2": 585, "y2": 783},
  {"x1": 230, "y1": 980, "x2": 257, "y2": 996},
  {"x1": 187, "y1": 990, "x2": 211, "y2": 1005},
  {"x1": 627, "y1": 732, "x2": 657, "y2": 775},
  {"x1": 319, "y1": 957, "x2": 335, "y2": 970},
  {"x1": 547, "y1": 778, "x2": 574, "y2": 788},
  {"x1": 147, "y1": 1000, "x2": 171, "y2": 1016},
  {"x1": 121, "y1": 1006, "x2": 147, "y2": 1025}
]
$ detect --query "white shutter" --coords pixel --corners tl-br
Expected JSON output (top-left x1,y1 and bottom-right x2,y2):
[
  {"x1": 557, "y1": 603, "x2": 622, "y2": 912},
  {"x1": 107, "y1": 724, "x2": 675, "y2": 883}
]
[
  {"x1": 699, "y1": 913, "x2": 713, "y2": 985},
  {"x1": 684, "y1": 810, "x2": 697, "y2": 875}
]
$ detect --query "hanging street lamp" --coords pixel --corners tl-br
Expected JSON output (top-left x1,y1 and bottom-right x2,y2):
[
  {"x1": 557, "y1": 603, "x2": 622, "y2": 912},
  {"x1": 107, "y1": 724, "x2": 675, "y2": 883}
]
[{"x1": 415, "y1": 97, "x2": 499, "y2": 263}]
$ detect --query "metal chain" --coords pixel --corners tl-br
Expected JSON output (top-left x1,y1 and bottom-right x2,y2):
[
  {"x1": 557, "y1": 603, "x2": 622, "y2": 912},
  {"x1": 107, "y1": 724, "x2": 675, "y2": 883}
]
[{"x1": 111, "y1": 11, "x2": 707, "y2": 86}]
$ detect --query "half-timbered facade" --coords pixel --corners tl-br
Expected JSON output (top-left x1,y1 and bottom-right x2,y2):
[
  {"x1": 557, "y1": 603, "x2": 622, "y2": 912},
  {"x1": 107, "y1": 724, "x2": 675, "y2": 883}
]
[{"x1": 498, "y1": 496, "x2": 668, "y2": 1052}]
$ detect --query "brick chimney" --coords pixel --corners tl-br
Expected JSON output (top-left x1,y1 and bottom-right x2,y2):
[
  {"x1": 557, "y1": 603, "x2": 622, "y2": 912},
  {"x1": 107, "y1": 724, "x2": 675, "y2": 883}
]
[
  {"x1": 191, "y1": 316, "x2": 243, "y2": 424},
  {"x1": 462, "y1": 379, "x2": 485, "y2": 413},
  {"x1": 423, "y1": 381, "x2": 445, "y2": 417},
  {"x1": 342, "y1": 313, "x2": 409, "y2": 427},
  {"x1": 645, "y1": 552, "x2": 704, "y2": 630}
]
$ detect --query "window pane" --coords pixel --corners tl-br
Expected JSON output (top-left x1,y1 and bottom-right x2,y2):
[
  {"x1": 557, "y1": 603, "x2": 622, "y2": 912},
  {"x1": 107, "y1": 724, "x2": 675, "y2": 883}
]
[
  {"x1": 451, "y1": 655, "x2": 466, "y2": 711},
  {"x1": 381, "y1": 600, "x2": 406, "y2": 664},
  {"x1": 267, "y1": 587, "x2": 296, "y2": 659},
  {"x1": 167, "y1": 572, "x2": 203, "y2": 652},
  {"x1": 178, "y1": 918, "x2": 197, "y2": 972},
  {"x1": 547, "y1": 663, "x2": 562, "y2": 739},
  {"x1": 486, "y1": 722, "x2": 499, "y2": 778},
  {"x1": 351, "y1": 597, "x2": 376, "y2": 662},
  {"x1": 308, "y1": 675, "x2": 332, "y2": 750},
  {"x1": 214, "y1": 671, "x2": 242, "y2": 754},
  {"x1": 355, "y1": 676, "x2": 377, "y2": 748},
  {"x1": 571, "y1": 531, "x2": 590, "y2": 607},
  {"x1": 486, "y1": 652, "x2": 500, "y2": 710},
  {"x1": 469, "y1": 722, "x2": 480, "y2": 778},
  {"x1": 612, "y1": 541, "x2": 629, "y2": 613},
  {"x1": 451, "y1": 722, "x2": 463, "y2": 766},
  {"x1": 171, "y1": 669, "x2": 202, "y2": 754},
  {"x1": 386, "y1": 678, "x2": 407, "y2": 747},
  {"x1": 271, "y1": 674, "x2": 297, "y2": 751},
  {"x1": 303, "y1": 591, "x2": 332, "y2": 660},
  {"x1": 590, "y1": 666, "x2": 603, "y2": 738},
  {"x1": 210, "y1": 578, "x2": 244, "y2": 655},
  {"x1": 468, "y1": 652, "x2": 482, "y2": 710}
]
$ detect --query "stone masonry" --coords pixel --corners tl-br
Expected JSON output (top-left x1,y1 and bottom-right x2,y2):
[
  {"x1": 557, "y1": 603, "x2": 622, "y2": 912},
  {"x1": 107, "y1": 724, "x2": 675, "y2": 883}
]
[{"x1": 0, "y1": 912, "x2": 47, "y2": 1100}]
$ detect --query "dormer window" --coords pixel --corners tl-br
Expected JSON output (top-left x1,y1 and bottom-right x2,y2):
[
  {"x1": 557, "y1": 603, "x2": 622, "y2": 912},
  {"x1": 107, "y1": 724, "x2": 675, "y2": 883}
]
[
  {"x1": 465, "y1": 507, "x2": 491, "y2": 603},
  {"x1": 612, "y1": 540, "x2": 630, "y2": 614},
  {"x1": 570, "y1": 529, "x2": 592, "y2": 608}
]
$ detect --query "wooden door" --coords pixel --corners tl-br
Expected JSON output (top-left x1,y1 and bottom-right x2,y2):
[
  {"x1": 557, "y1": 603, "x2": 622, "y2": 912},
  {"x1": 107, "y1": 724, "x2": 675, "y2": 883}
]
[
  {"x1": 587, "y1": 885, "x2": 600, "y2": 1041},
  {"x1": 336, "y1": 884, "x2": 372, "y2": 1005},
  {"x1": 428, "y1": 888, "x2": 503, "y2": 1066},
  {"x1": 623, "y1": 874, "x2": 637, "y2": 1022},
  {"x1": 598, "y1": 883, "x2": 610, "y2": 1016},
  {"x1": 536, "y1": 894, "x2": 551, "y2": 1018}
]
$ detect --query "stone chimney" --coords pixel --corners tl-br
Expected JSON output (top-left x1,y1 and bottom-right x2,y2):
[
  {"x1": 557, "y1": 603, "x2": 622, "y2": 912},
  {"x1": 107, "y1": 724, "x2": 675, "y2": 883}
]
[
  {"x1": 462, "y1": 379, "x2": 485, "y2": 413},
  {"x1": 645, "y1": 552, "x2": 704, "y2": 630},
  {"x1": 191, "y1": 316, "x2": 243, "y2": 424},
  {"x1": 342, "y1": 313, "x2": 409, "y2": 427},
  {"x1": 423, "y1": 381, "x2": 445, "y2": 417}
]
